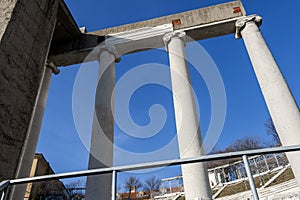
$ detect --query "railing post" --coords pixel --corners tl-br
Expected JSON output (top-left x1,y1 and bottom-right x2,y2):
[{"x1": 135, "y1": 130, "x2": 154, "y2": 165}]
[
  {"x1": 1, "y1": 188, "x2": 7, "y2": 200},
  {"x1": 263, "y1": 155, "x2": 269, "y2": 171},
  {"x1": 0, "y1": 180, "x2": 10, "y2": 200},
  {"x1": 243, "y1": 155, "x2": 259, "y2": 200},
  {"x1": 253, "y1": 158, "x2": 264, "y2": 186},
  {"x1": 274, "y1": 153, "x2": 280, "y2": 167},
  {"x1": 112, "y1": 170, "x2": 117, "y2": 200}
]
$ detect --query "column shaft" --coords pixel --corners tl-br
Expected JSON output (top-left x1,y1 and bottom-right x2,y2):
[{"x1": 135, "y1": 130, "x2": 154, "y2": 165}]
[
  {"x1": 86, "y1": 49, "x2": 115, "y2": 200},
  {"x1": 238, "y1": 16, "x2": 300, "y2": 185},
  {"x1": 10, "y1": 66, "x2": 54, "y2": 200},
  {"x1": 165, "y1": 32, "x2": 212, "y2": 200}
]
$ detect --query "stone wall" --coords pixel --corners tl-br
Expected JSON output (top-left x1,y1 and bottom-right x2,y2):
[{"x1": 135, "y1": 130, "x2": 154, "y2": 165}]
[{"x1": 0, "y1": 0, "x2": 58, "y2": 181}]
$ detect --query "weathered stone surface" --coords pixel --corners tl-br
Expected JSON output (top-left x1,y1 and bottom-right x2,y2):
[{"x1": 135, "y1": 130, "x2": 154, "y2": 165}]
[
  {"x1": 86, "y1": 50, "x2": 115, "y2": 200},
  {"x1": 237, "y1": 16, "x2": 300, "y2": 190},
  {"x1": 0, "y1": 0, "x2": 18, "y2": 40},
  {"x1": 49, "y1": 1, "x2": 246, "y2": 66},
  {"x1": 0, "y1": 0, "x2": 58, "y2": 184},
  {"x1": 93, "y1": 1, "x2": 245, "y2": 35},
  {"x1": 165, "y1": 32, "x2": 212, "y2": 200}
]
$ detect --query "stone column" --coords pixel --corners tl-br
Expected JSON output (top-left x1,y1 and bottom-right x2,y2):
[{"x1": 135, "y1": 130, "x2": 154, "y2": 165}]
[
  {"x1": 163, "y1": 32, "x2": 212, "y2": 200},
  {"x1": 236, "y1": 15, "x2": 300, "y2": 186},
  {"x1": 10, "y1": 63, "x2": 58, "y2": 200},
  {"x1": 86, "y1": 46, "x2": 117, "y2": 200}
]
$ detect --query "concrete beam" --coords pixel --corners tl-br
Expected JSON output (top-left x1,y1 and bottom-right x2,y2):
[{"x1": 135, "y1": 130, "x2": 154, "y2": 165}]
[{"x1": 49, "y1": 1, "x2": 246, "y2": 66}]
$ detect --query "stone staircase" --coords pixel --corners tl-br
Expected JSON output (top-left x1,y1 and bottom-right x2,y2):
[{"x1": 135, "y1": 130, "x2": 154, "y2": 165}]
[
  {"x1": 216, "y1": 179, "x2": 300, "y2": 200},
  {"x1": 259, "y1": 179, "x2": 299, "y2": 199},
  {"x1": 157, "y1": 179, "x2": 300, "y2": 200},
  {"x1": 154, "y1": 192, "x2": 184, "y2": 200},
  {"x1": 157, "y1": 180, "x2": 300, "y2": 200}
]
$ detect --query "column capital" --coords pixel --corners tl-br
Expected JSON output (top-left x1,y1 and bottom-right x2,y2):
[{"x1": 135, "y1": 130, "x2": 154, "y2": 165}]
[
  {"x1": 46, "y1": 62, "x2": 60, "y2": 75},
  {"x1": 235, "y1": 15, "x2": 262, "y2": 39},
  {"x1": 98, "y1": 45, "x2": 121, "y2": 63},
  {"x1": 163, "y1": 31, "x2": 186, "y2": 52}
]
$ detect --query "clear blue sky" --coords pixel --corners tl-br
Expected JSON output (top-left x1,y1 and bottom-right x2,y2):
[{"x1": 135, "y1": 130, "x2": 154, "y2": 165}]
[{"x1": 36, "y1": 0, "x2": 300, "y2": 189}]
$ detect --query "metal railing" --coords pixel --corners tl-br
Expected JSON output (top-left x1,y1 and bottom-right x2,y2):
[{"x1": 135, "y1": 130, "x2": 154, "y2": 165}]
[{"x1": 1, "y1": 145, "x2": 300, "y2": 200}]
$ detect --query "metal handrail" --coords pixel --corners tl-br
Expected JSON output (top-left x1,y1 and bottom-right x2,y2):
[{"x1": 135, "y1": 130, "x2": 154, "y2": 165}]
[{"x1": 1, "y1": 144, "x2": 300, "y2": 199}]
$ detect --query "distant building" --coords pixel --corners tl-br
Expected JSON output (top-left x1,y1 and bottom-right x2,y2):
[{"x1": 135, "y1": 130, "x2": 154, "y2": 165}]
[
  {"x1": 117, "y1": 186, "x2": 153, "y2": 200},
  {"x1": 118, "y1": 191, "x2": 140, "y2": 200},
  {"x1": 24, "y1": 153, "x2": 70, "y2": 200},
  {"x1": 160, "y1": 176, "x2": 184, "y2": 195}
]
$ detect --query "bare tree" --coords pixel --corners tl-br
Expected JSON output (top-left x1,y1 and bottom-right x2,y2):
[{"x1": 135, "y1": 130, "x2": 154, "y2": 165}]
[
  {"x1": 30, "y1": 180, "x2": 67, "y2": 200},
  {"x1": 116, "y1": 185, "x2": 122, "y2": 200},
  {"x1": 144, "y1": 176, "x2": 161, "y2": 199},
  {"x1": 124, "y1": 176, "x2": 142, "y2": 200},
  {"x1": 208, "y1": 136, "x2": 266, "y2": 168},
  {"x1": 207, "y1": 148, "x2": 227, "y2": 169},
  {"x1": 226, "y1": 136, "x2": 265, "y2": 152},
  {"x1": 265, "y1": 118, "x2": 281, "y2": 146},
  {"x1": 65, "y1": 180, "x2": 85, "y2": 198}
]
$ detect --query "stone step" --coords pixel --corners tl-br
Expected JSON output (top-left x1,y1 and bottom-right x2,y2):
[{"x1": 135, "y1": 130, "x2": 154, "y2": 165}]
[
  {"x1": 261, "y1": 180, "x2": 298, "y2": 191},
  {"x1": 215, "y1": 179, "x2": 299, "y2": 200},
  {"x1": 260, "y1": 183, "x2": 298, "y2": 193},
  {"x1": 258, "y1": 179, "x2": 299, "y2": 198},
  {"x1": 261, "y1": 179, "x2": 297, "y2": 189},
  {"x1": 260, "y1": 183, "x2": 298, "y2": 194}
]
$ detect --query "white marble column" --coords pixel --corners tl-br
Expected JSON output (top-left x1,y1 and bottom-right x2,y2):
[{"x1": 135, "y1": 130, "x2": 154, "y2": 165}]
[
  {"x1": 163, "y1": 32, "x2": 212, "y2": 200},
  {"x1": 10, "y1": 63, "x2": 57, "y2": 200},
  {"x1": 86, "y1": 46, "x2": 117, "y2": 200},
  {"x1": 236, "y1": 15, "x2": 300, "y2": 186}
]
